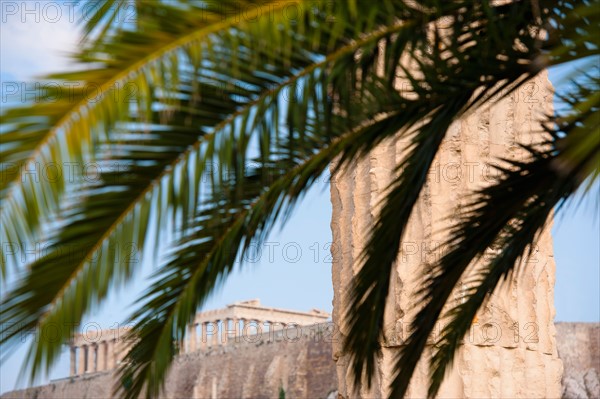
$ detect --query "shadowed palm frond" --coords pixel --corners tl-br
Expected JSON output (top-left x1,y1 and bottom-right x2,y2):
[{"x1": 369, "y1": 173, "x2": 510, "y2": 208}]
[
  {"x1": 384, "y1": 3, "x2": 599, "y2": 398},
  {"x1": 405, "y1": 70, "x2": 599, "y2": 399},
  {"x1": 344, "y1": 0, "x2": 547, "y2": 392},
  {"x1": 1, "y1": 0, "x2": 422, "y2": 389},
  {"x1": 113, "y1": 70, "x2": 429, "y2": 398}
]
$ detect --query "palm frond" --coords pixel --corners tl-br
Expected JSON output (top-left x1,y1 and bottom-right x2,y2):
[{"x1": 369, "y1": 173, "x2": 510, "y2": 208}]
[
  {"x1": 114, "y1": 72, "x2": 423, "y2": 398},
  {"x1": 343, "y1": 1, "x2": 548, "y2": 394},
  {"x1": 0, "y1": 0, "x2": 304, "y2": 275},
  {"x1": 385, "y1": 3, "x2": 600, "y2": 398},
  {"x1": 0, "y1": 0, "x2": 419, "y2": 385},
  {"x1": 422, "y1": 72, "x2": 599, "y2": 399}
]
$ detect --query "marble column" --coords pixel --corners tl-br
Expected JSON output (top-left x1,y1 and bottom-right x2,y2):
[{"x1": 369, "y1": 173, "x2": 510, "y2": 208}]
[
  {"x1": 97, "y1": 341, "x2": 106, "y2": 372},
  {"x1": 330, "y1": 71, "x2": 562, "y2": 398},
  {"x1": 70, "y1": 346, "x2": 76, "y2": 376},
  {"x1": 78, "y1": 345, "x2": 87, "y2": 375},
  {"x1": 103, "y1": 341, "x2": 109, "y2": 370},
  {"x1": 218, "y1": 320, "x2": 226, "y2": 345},
  {"x1": 230, "y1": 317, "x2": 238, "y2": 342},
  {"x1": 237, "y1": 319, "x2": 244, "y2": 341},
  {"x1": 211, "y1": 321, "x2": 219, "y2": 347},
  {"x1": 256, "y1": 320, "x2": 262, "y2": 336},
  {"x1": 201, "y1": 322, "x2": 208, "y2": 349},
  {"x1": 107, "y1": 339, "x2": 116, "y2": 369},
  {"x1": 187, "y1": 324, "x2": 197, "y2": 353},
  {"x1": 222, "y1": 317, "x2": 237, "y2": 344},
  {"x1": 90, "y1": 344, "x2": 97, "y2": 373},
  {"x1": 221, "y1": 319, "x2": 228, "y2": 345}
]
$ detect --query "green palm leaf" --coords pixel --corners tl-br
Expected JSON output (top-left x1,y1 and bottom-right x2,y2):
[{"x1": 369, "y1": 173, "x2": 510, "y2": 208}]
[
  {"x1": 403, "y1": 73, "x2": 598, "y2": 399},
  {"x1": 0, "y1": 0, "x2": 417, "y2": 387},
  {"x1": 344, "y1": 1, "x2": 546, "y2": 393},
  {"x1": 0, "y1": 0, "x2": 301, "y2": 276},
  {"x1": 383, "y1": 3, "x2": 600, "y2": 398}
]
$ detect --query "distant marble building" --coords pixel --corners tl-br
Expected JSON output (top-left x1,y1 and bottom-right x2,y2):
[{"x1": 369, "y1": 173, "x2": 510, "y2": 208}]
[{"x1": 68, "y1": 299, "x2": 329, "y2": 377}]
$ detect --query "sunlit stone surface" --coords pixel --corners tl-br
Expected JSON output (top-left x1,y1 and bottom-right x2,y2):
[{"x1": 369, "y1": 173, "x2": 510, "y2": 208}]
[{"x1": 330, "y1": 71, "x2": 563, "y2": 398}]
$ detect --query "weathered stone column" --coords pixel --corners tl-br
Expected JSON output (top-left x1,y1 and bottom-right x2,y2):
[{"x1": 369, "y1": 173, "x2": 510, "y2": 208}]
[
  {"x1": 330, "y1": 71, "x2": 563, "y2": 398},
  {"x1": 232, "y1": 317, "x2": 239, "y2": 341},
  {"x1": 223, "y1": 317, "x2": 238, "y2": 344},
  {"x1": 70, "y1": 346, "x2": 76, "y2": 376},
  {"x1": 78, "y1": 345, "x2": 86, "y2": 375},
  {"x1": 254, "y1": 320, "x2": 262, "y2": 337},
  {"x1": 241, "y1": 318, "x2": 248, "y2": 337},
  {"x1": 187, "y1": 324, "x2": 197, "y2": 352},
  {"x1": 97, "y1": 341, "x2": 106, "y2": 372},
  {"x1": 107, "y1": 339, "x2": 116, "y2": 369},
  {"x1": 212, "y1": 321, "x2": 220, "y2": 347},
  {"x1": 102, "y1": 340, "x2": 109, "y2": 370},
  {"x1": 201, "y1": 322, "x2": 209, "y2": 349},
  {"x1": 222, "y1": 319, "x2": 229, "y2": 345},
  {"x1": 90, "y1": 344, "x2": 97, "y2": 373}
]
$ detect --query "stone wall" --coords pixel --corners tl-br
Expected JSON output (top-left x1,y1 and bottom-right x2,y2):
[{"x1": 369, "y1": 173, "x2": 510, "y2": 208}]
[
  {"x1": 1, "y1": 323, "x2": 338, "y2": 399},
  {"x1": 1, "y1": 322, "x2": 597, "y2": 398},
  {"x1": 556, "y1": 323, "x2": 600, "y2": 399}
]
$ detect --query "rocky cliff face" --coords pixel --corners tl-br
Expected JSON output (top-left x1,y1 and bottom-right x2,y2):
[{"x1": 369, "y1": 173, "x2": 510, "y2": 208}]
[{"x1": 556, "y1": 323, "x2": 600, "y2": 399}]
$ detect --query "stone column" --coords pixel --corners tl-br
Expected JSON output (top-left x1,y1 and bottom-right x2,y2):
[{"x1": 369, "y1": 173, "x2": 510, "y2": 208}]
[
  {"x1": 240, "y1": 318, "x2": 248, "y2": 337},
  {"x1": 187, "y1": 324, "x2": 197, "y2": 353},
  {"x1": 222, "y1": 317, "x2": 237, "y2": 344},
  {"x1": 70, "y1": 346, "x2": 76, "y2": 376},
  {"x1": 221, "y1": 319, "x2": 228, "y2": 345},
  {"x1": 78, "y1": 345, "x2": 86, "y2": 375},
  {"x1": 103, "y1": 341, "x2": 109, "y2": 370},
  {"x1": 253, "y1": 320, "x2": 261, "y2": 336},
  {"x1": 201, "y1": 322, "x2": 208, "y2": 349},
  {"x1": 107, "y1": 339, "x2": 116, "y2": 369},
  {"x1": 219, "y1": 319, "x2": 227, "y2": 345},
  {"x1": 231, "y1": 317, "x2": 238, "y2": 342},
  {"x1": 97, "y1": 341, "x2": 106, "y2": 372},
  {"x1": 330, "y1": 71, "x2": 562, "y2": 398},
  {"x1": 90, "y1": 344, "x2": 97, "y2": 373},
  {"x1": 212, "y1": 321, "x2": 219, "y2": 347}
]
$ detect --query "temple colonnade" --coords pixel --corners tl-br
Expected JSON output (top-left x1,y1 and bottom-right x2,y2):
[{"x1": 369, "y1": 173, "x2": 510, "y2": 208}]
[{"x1": 69, "y1": 299, "x2": 329, "y2": 377}]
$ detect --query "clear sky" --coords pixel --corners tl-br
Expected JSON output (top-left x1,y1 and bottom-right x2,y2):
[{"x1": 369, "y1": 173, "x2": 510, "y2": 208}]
[{"x1": 1, "y1": 3, "x2": 598, "y2": 394}]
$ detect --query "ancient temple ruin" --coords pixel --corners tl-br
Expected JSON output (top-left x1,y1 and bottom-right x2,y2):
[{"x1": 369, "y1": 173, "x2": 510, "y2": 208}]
[
  {"x1": 67, "y1": 299, "x2": 329, "y2": 377},
  {"x1": 330, "y1": 71, "x2": 564, "y2": 397}
]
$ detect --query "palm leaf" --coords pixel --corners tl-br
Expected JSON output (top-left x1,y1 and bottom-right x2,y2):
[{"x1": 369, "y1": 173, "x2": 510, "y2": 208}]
[
  {"x1": 0, "y1": 0, "x2": 419, "y2": 385},
  {"x1": 422, "y1": 72, "x2": 599, "y2": 399},
  {"x1": 384, "y1": 3, "x2": 600, "y2": 398},
  {"x1": 115, "y1": 72, "x2": 431, "y2": 397},
  {"x1": 343, "y1": 1, "x2": 548, "y2": 394},
  {"x1": 0, "y1": 0, "x2": 304, "y2": 276}
]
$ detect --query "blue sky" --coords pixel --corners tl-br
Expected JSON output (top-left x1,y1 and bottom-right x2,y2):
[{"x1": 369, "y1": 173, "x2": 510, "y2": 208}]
[{"x1": 1, "y1": 3, "x2": 598, "y2": 394}]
